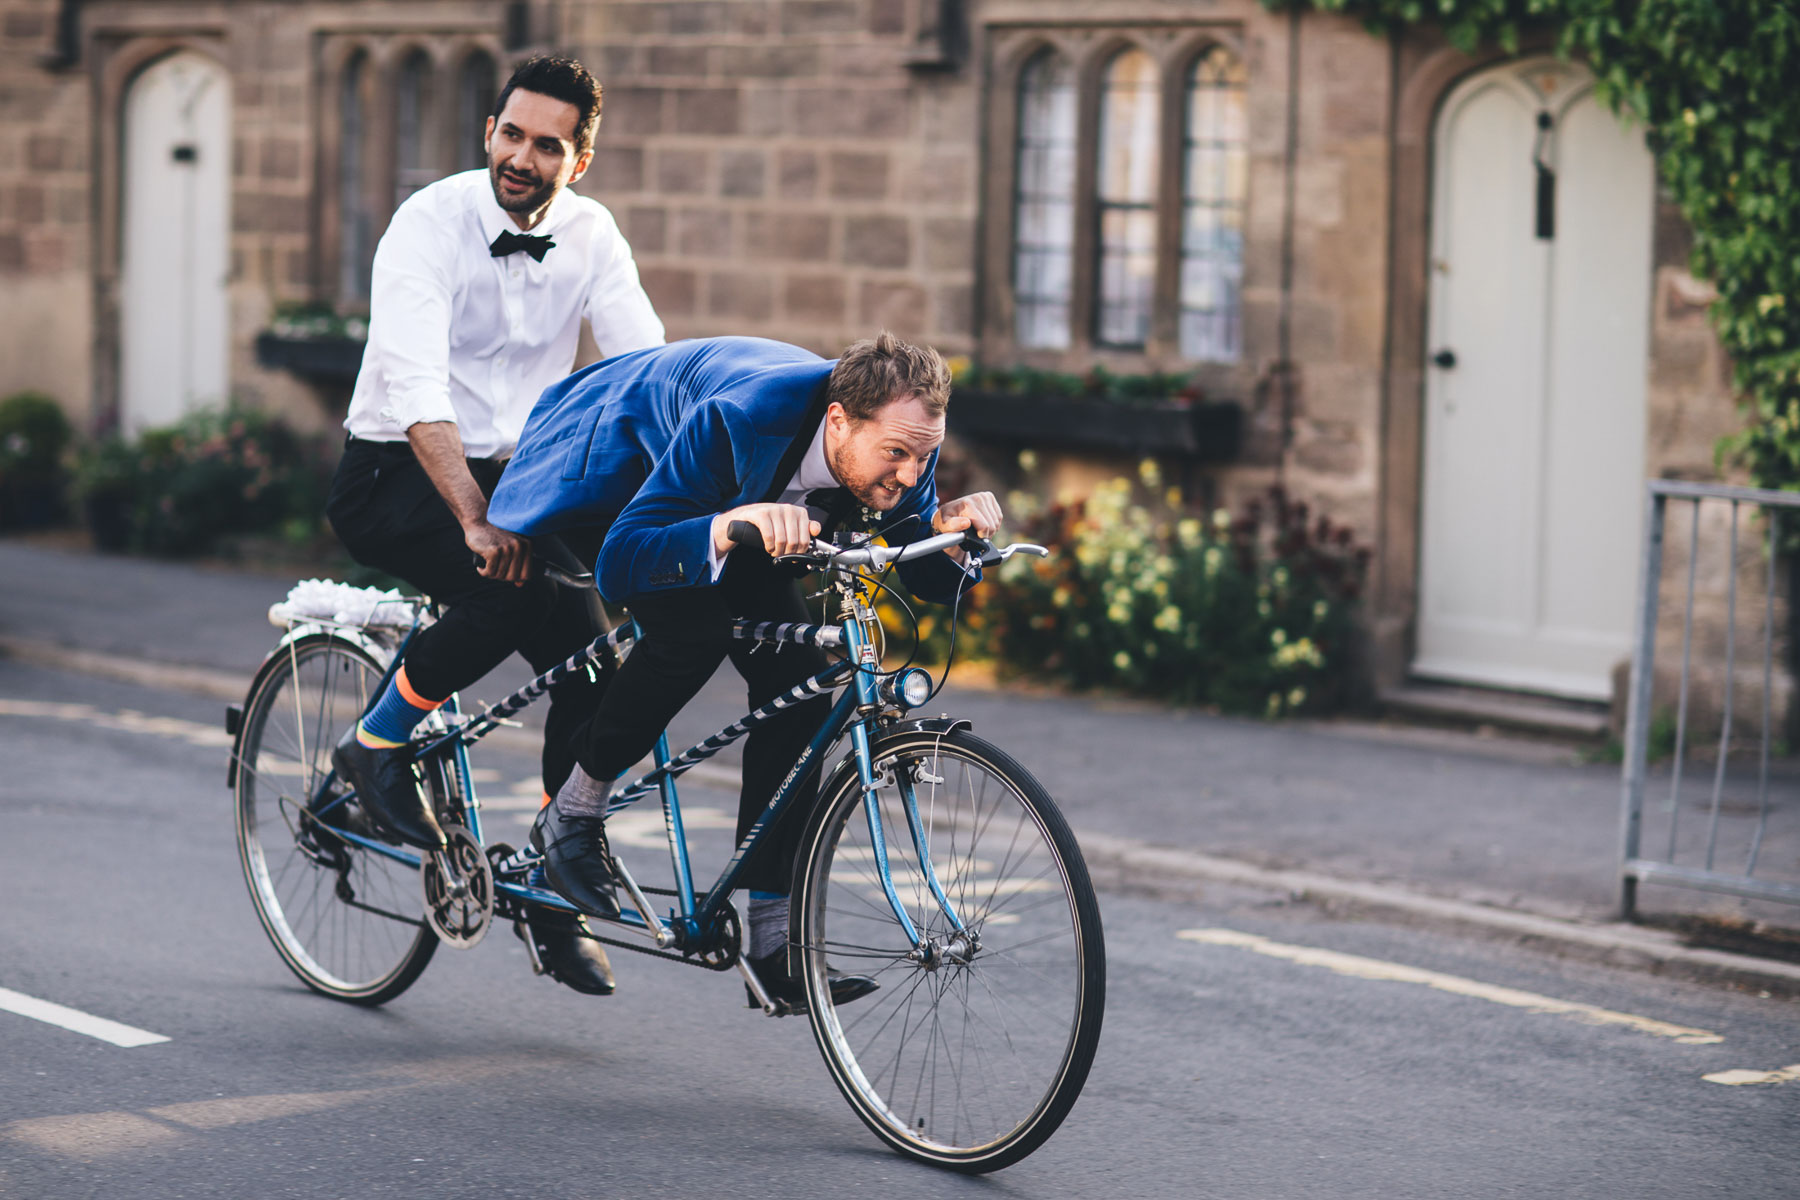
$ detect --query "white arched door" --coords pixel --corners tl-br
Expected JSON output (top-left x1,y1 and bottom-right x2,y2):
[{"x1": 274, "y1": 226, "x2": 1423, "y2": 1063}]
[
  {"x1": 1414, "y1": 58, "x2": 1655, "y2": 700},
  {"x1": 120, "y1": 51, "x2": 231, "y2": 431}
]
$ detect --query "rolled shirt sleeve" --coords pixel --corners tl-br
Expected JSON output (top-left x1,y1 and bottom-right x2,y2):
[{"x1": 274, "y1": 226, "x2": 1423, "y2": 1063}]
[{"x1": 360, "y1": 205, "x2": 458, "y2": 431}]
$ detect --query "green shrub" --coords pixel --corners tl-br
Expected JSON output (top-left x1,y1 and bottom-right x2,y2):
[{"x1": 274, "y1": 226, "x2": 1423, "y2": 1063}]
[
  {"x1": 0, "y1": 392, "x2": 72, "y2": 485},
  {"x1": 0, "y1": 392, "x2": 74, "y2": 528},
  {"x1": 73, "y1": 406, "x2": 330, "y2": 557},
  {"x1": 974, "y1": 462, "x2": 1369, "y2": 715}
]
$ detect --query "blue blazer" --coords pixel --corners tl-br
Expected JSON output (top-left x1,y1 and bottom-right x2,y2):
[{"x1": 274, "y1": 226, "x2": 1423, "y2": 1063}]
[{"x1": 487, "y1": 337, "x2": 974, "y2": 604}]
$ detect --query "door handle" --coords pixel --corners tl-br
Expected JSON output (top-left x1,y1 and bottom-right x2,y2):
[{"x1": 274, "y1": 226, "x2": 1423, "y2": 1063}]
[{"x1": 1432, "y1": 349, "x2": 1457, "y2": 369}]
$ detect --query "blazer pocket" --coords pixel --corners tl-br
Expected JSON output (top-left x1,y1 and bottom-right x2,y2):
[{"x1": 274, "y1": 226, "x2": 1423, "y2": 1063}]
[{"x1": 561, "y1": 403, "x2": 608, "y2": 481}]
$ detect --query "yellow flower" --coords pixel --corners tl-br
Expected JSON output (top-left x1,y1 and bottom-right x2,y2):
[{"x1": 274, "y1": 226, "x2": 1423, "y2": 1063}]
[
  {"x1": 1113, "y1": 651, "x2": 1132, "y2": 671},
  {"x1": 1107, "y1": 603, "x2": 1130, "y2": 623},
  {"x1": 1017, "y1": 448, "x2": 1039, "y2": 474},
  {"x1": 1313, "y1": 598, "x2": 1328, "y2": 621},
  {"x1": 1153, "y1": 605, "x2": 1182, "y2": 632},
  {"x1": 1138, "y1": 458, "x2": 1161, "y2": 488},
  {"x1": 946, "y1": 355, "x2": 973, "y2": 381},
  {"x1": 1177, "y1": 518, "x2": 1202, "y2": 547},
  {"x1": 1287, "y1": 686, "x2": 1306, "y2": 708},
  {"x1": 1270, "y1": 628, "x2": 1287, "y2": 647},
  {"x1": 1212, "y1": 508, "x2": 1231, "y2": 531}
]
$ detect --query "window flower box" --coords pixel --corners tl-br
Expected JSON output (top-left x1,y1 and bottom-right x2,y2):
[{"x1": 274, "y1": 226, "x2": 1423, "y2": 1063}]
[{"x1": 947, "y1": 389, "x2": 1241, "y2": 462}]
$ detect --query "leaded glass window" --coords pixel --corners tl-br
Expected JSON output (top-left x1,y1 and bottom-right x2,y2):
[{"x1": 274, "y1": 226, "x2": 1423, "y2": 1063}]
[
  {"x1": 1012, "y1": 51, "x2": 1077, "y2": 349},
  {"x1": 1179, "y1": 47, "x2": 1249, "y2": 361},
  {"x1": 1094, "y1": 49, "x2": 1159, "y2": 348}
]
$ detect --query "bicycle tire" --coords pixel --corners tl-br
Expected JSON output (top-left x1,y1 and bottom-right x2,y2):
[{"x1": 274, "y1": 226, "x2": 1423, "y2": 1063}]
[
  {"x1": 233, "y1": 633, "x2": 437, "y2": 1004},
  {"x1": 794, "y1": 729, "x2": 1105, "y2": 1172}
]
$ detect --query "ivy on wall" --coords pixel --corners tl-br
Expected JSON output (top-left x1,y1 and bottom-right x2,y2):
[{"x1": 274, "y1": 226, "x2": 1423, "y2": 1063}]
[{"x1": 1268, "y1": 0, "x2": 1800, "y2": 490}]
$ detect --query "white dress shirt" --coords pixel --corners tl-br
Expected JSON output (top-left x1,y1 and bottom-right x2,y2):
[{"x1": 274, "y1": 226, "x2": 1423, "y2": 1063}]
[{"x1": 345, "y1": 169, "x2": 665, "y2": 460}]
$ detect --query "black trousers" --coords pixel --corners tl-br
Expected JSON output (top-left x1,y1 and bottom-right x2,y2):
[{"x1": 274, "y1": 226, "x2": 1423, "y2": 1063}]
[
  {"x1": 577, "y1": 550, "x2": 831, "y2": 896},
  {"x1": 325, "y1": 437, "x2": 611, "y2": 795}
]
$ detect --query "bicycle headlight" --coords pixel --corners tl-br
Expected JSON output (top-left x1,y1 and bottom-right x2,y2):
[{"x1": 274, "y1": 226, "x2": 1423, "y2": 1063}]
[{"x1": 881, "y1": 667, "x2": 933, "y2": 710}]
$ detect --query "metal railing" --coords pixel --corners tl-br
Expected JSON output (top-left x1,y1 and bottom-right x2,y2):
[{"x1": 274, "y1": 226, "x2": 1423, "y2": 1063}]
[{"x1": 1620, "y1": 480, "x2": 1800, "y2": 919}]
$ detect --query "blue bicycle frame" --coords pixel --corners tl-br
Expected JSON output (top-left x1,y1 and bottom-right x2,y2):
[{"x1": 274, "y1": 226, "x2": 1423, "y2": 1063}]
[{"x1": 306, "y1": 605, "x2": 965, "y2": 958}]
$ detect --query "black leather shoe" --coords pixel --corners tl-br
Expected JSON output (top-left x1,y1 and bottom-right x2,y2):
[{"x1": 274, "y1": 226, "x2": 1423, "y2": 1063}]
[
  {"x1": 517, "y1": 908, "x2": 616, "y2": 996},
  {"x1": 529, "y1": 801, "x2": 622, "y2": 921},
  {"x1": 330, "y1": 730, "x2": 444, "y2": 850},
  {"x1": 744, "y1": 947, "x2": 879, "y2": 1014}
]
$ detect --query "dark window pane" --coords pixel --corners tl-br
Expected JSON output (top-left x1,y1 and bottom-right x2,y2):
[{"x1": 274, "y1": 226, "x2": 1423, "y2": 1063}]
[
  {"x1": 394, "y1": 50, "x2": 435, "y2": 206},
  {"x1": 339, "y1": 51, "x2": 372, "y2": 301},
  {"x1": 457, "y1": 51, "x2": 498, "y2": 173}
]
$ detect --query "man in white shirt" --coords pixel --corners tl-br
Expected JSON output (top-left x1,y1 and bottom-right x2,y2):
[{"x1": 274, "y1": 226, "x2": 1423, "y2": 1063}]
[{"x1": 324, "y1": 54, "x2": 663, "y2": 996}]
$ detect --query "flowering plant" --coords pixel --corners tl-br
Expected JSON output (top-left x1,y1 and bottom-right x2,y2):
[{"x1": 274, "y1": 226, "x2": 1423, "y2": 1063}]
[
  {"x1": 76, "y1": 406, "x2": 330, "y2": 556},
  {"x1": 978, "y1": 458, "x2": 1369, "y2": 715}
]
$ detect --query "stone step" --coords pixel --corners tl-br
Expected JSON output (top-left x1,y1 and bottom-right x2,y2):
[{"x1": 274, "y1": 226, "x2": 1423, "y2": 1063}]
[{"x1": 1378, "y1": 682, "x2": 1611, "y2": 740}]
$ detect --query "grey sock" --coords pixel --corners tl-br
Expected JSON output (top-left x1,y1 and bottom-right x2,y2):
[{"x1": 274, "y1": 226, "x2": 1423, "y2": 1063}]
[
  {"x1": 554, "y1": 766, "x2": 614, "y2": 820},
  {"x1": 748, "y1": 894, "x2": 787, "y2": 959}
]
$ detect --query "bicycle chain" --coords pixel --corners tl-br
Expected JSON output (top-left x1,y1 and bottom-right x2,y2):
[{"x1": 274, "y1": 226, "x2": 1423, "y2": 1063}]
[{"x1": 499, "y1": 882, "x2": 741, "y2": 972}]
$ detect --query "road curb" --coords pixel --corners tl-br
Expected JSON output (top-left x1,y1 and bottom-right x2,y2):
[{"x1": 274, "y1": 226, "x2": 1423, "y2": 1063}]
[
  {"x1": 1079, "y1": 832, "x2": 1800, "y2": 997},
  {"x1": 8, "y1": 632, "x2": 1799, "y2": 996}
]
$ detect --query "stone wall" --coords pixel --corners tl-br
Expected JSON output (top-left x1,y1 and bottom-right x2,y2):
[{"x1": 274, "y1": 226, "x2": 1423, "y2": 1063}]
[
  {"x1": 0, "y1": 0, "x2": 95, "y2": 425},
  {"x1": 561, "y1": 0, "x2": 979, "y2": 361}
]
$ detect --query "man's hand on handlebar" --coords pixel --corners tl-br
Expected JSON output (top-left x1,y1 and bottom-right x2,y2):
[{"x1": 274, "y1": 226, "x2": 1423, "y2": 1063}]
[
  {"x1": 466, "y1": 519, "x2": 531, "y2": 584},
  {"x1": 712, "y1": 503, "x2": 821, "y2": 558},
  {"x1": 933, "y1": 492, "x2": 1003, "y2": 562}
]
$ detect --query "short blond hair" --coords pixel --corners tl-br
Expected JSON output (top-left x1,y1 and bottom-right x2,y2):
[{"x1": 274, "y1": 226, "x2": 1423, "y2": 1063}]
[{"x1": 827, "y1": 331, "x2": 951, "y2": 421}]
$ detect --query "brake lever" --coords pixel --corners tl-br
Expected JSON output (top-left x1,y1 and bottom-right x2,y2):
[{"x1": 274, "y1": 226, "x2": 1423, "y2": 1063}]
[{"x1": 980, "y1": 542, "x2": 1050, "y2": 566}]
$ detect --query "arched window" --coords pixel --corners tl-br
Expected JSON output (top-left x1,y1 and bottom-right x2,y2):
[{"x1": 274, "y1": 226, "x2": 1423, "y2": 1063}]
[
  {"x1": 394, "y1": 48, "x2": 435, "y2": 206},
  {"x1": 338, "y1": 49, "x2": 373, "y2": 301},
  {"x1": 1179, "y1": 46, "x2": 1249, "y2": 361},
  {"x1": 456, "y1": 50, "x2": 499, "y2": 173},
  {"x1": 1011, "y1": 50, "x2": 1077, "y2": 350},
  {"x1": 1094, "y1": 49, "x2": 1160, "y2": 348}
]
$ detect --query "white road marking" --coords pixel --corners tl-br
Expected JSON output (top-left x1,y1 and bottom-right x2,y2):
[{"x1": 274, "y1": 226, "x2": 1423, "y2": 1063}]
[
  {"x1": 1703, "y1": 1063, "x2": 1800, "y2": 1086},
  {"x1": 1177, "y1": 928, "x2": 1723, "y2": 1045},
  {"x1": 0, "y1": 987, "x2": 170, "y2": 1047},
  {"x1": 0, "y1": 698, "x2": 233, "y2": 747}
]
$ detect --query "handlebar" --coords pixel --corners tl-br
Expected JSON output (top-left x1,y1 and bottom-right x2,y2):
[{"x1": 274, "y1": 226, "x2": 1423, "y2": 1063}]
[
  {"x1": 470, "y1": 553, "x2": 594, "y2": 590},
  {"x1": 724, "y1": 521, "x2": 1048, "y2": 571}
]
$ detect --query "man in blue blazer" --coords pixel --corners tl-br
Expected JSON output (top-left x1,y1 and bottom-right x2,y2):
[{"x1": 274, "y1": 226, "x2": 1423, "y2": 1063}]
[{"x1": 486, "y1": 332, "x2": 999, "y2": 1008}]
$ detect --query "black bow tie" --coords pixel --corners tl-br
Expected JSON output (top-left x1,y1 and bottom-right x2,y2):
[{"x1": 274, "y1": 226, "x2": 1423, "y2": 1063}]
[{"x1": 489, "y1": 229, "x2": 556, "y2": 262}]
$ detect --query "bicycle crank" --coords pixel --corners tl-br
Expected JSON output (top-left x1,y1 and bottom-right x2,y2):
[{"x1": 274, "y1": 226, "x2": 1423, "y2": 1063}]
[{"x1": 421, "y1": 826, "x2": 494, "y2": 948}]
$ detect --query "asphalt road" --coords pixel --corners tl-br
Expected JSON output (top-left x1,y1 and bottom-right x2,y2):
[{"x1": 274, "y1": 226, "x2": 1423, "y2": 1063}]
[{"x1": 2, "y1": 658, "x2": 1797, "y2": 1199}]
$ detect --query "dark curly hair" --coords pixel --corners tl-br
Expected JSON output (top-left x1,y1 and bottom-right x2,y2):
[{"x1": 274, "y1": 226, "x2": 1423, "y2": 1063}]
[{"x1": 492, "y1": 54, "x2": 603, "y2": 155}]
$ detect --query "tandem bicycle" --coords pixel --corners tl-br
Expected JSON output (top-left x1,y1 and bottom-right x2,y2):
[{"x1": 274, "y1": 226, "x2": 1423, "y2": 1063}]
[{"x1": 227, "y1": 527, "x2": 1105, "y2": 1172}]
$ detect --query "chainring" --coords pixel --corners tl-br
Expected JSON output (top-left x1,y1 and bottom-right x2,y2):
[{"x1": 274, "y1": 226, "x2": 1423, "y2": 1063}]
[{"x1": 421, "y1": 825, "x2": 494, "y2": 948}]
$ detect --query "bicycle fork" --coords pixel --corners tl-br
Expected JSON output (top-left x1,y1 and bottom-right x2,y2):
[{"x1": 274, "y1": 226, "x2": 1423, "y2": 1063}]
[{"x1": 841, "y1": 618, "x2": 969, "y2": 963}]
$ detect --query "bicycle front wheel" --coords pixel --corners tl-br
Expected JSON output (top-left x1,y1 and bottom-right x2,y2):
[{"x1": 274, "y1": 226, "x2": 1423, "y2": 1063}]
[
  {"x1": 795, "y1": 729, "x2": 1105, "y2": 1172},
  {"x1": 233, "y1": 633, "x2": 436, "y2": 1004}
]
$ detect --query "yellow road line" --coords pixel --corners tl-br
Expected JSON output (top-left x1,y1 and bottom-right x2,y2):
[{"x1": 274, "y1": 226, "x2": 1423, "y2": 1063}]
[
  {"x1": 1177, "y1": 928, "x2": 1723, "y2": 1045},
  {"x1": 1702, "y1": 1064, "x2": 1800, "y2": 1086}
]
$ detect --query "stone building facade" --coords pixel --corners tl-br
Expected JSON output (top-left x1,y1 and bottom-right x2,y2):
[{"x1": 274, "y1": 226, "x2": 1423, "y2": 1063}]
[{"x1": 0, "y1": 0, "x2": 1751, "y2": 712}]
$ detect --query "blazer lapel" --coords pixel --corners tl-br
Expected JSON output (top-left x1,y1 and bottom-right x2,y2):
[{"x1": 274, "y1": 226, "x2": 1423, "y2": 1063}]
[{"x1": 755, "y1": 379, "x2": 832, "y2": 504}]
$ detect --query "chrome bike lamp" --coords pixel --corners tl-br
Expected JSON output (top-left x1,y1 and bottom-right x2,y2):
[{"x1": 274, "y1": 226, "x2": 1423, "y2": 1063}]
[{"x1": 880, "y1": 667, "x2": 933, "y2": 711}]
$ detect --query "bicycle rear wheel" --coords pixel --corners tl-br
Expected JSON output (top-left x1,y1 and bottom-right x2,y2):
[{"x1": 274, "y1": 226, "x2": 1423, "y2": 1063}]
[
  {"x1": 795, "y1": 729, "x2": 1105, "y2": 1172},
  {"x1": 233, "y1": 633, "x2": 436, "y2": 1004}
]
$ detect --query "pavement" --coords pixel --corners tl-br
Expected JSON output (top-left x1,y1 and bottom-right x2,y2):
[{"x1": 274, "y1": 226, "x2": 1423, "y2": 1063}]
[{"x1": 4, "y1": 534, "x2": 1800, "y2": 996}]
